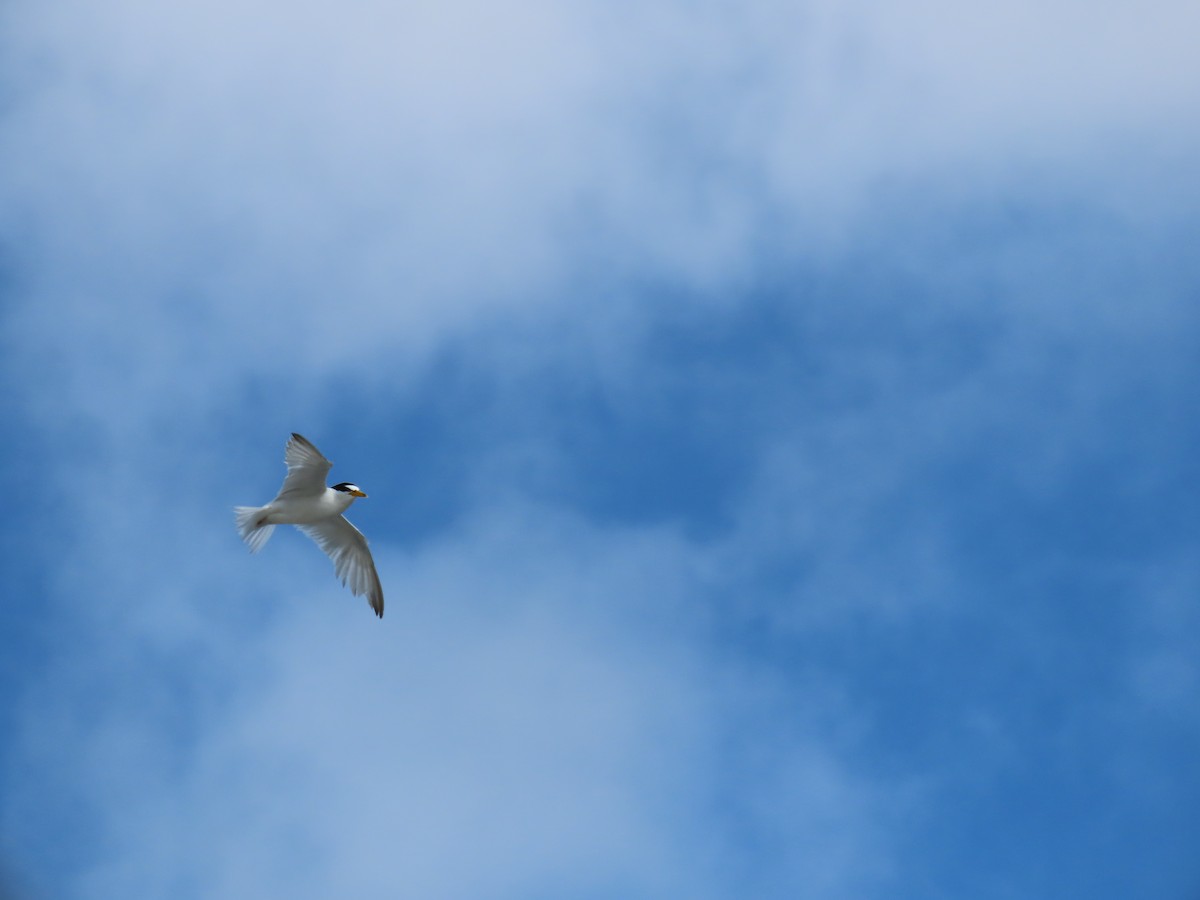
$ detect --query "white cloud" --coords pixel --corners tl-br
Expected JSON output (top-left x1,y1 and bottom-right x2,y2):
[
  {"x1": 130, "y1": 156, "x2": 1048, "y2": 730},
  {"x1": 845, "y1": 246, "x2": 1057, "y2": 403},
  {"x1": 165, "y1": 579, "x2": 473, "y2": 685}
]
[
  {"x1": 3, "y1": 0, "x2": 1196, "y2": 383},
  {"x1": 5, "y1": 499, "x2": 897, "y2": 898}
]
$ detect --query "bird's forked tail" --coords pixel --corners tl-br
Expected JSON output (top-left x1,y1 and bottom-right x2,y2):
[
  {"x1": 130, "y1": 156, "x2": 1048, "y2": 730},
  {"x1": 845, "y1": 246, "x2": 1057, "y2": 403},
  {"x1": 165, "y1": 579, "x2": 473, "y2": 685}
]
[{"x1": 234, "y1": 506, "x2": 275, "y2": 553}]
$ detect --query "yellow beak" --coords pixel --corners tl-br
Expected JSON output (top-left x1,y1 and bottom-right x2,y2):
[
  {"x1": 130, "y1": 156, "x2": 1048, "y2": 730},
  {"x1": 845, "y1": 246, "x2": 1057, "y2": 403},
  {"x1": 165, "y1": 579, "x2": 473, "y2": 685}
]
[{"x1": 351, "y1": 489, "x2": 367, "y2": 498}]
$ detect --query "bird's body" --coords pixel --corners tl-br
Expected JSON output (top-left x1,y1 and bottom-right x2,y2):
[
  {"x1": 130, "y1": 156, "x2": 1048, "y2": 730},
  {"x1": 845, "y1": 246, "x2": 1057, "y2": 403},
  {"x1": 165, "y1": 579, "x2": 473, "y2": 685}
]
[
  {"x1": 258, "y1": 488, "x2": 358, "y2": 525},
  {"x1": 235, "y1": 433, "x2": 384, "y2": 618}
]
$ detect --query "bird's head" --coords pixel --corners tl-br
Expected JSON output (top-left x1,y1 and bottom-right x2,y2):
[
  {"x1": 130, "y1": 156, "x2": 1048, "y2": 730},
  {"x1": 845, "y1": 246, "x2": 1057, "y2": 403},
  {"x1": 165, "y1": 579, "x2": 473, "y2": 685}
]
[{"x1": 332, "y1": 482, "x2": 368, "y2": 498}]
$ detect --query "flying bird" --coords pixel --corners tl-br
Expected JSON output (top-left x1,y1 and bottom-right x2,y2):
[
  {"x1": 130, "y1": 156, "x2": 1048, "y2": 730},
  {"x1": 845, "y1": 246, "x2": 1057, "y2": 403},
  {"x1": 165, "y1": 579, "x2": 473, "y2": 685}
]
[{"x1": 235, "y1": 433, "x2": 384, "y2": 618}]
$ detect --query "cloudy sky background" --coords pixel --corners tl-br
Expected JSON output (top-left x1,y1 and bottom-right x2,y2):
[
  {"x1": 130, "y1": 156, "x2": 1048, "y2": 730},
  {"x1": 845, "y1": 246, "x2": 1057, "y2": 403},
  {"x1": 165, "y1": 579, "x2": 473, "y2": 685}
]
[{"x1": 2, "y1": 1, "x2": 1198, "y2": 897}]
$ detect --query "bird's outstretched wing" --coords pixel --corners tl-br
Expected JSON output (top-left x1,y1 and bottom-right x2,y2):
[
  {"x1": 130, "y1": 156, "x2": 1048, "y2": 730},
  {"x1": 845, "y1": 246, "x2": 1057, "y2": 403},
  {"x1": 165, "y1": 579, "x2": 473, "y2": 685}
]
[
  {"x1": 296, "y1": 516, "x2": 384, "y2": 617},
  {"x1": 277, "y1": 433, "x2": 333, "y2": 499}
]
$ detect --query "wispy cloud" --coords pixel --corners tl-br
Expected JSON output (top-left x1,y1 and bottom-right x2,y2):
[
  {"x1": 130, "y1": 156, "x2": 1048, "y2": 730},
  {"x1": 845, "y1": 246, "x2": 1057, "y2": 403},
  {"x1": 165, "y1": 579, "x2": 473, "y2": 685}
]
[{"x1": 6, "y1": 501, "x2": 900, "y2": 898}]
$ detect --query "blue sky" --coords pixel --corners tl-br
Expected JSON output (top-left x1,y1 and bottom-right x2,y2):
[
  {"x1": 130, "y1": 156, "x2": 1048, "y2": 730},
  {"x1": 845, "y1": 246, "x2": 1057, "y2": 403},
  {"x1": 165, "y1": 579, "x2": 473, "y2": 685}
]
[{"x1": 2, "y1": 1, "x2": 1199, "y2": 897}]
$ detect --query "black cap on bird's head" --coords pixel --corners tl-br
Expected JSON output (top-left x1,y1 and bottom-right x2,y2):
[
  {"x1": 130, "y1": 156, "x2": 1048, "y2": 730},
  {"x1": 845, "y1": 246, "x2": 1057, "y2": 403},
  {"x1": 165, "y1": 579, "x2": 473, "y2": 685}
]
[{"x1": 333, "y1": 482, "x2": 368, "y2": 498}]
